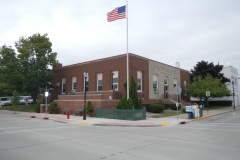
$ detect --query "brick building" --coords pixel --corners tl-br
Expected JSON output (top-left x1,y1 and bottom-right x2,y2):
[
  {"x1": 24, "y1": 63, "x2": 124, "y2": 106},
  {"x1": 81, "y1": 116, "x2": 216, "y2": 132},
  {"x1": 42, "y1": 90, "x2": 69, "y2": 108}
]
[{"x1": 52, "y1": 53, "x2": 190, "y2": 114}]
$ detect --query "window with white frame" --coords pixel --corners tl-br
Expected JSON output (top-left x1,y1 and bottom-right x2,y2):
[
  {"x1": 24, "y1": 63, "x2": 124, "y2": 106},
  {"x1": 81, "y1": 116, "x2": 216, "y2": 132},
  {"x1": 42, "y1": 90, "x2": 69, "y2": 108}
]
[
  {"x1": 112, "y1": 71, "x2": 118, "y2": 91},
  {"x1": 153, "y1": 74, "x2": 158, "y2": 93},
  {"x1": 137, "y1": 71, "x2": 143, "y2": 92},
  {"x1": 62, "y1": 78, "x2": 66, "y2": 94},
  {"x1": 72, "y1": 77, "x2": 77, "y2": 92},
  {"x1": 184, "y1": 80, "x2": 187, "y2": 96},
  {"x1": 97, "y1": 73, "x2": 103, "y2": 91}
]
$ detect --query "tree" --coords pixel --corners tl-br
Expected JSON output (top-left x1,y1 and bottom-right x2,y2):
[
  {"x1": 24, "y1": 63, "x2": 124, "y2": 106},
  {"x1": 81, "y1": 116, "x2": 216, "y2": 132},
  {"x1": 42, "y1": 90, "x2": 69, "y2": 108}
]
[
  {"x1": 15, "y1": 33, "x2": 57, "y2": 103},
  {"x1": 0, "y1": 45, "x2": 22, "y2": 96},
  {"x1": 123, "y1": 76, "x2": 142, "y2": 109},
  {"x1": 190, "y1": 60, "x2": 229, "y2": 83},
  {"x1": 12, "y1": 90, "x2": 20, "y2": 114},
  {"x1": 188, "y1": 75, "x2": 230, "y2": 103},
  {"x1": 117, "y1": 96, "x2": 134, "y2": 109}
]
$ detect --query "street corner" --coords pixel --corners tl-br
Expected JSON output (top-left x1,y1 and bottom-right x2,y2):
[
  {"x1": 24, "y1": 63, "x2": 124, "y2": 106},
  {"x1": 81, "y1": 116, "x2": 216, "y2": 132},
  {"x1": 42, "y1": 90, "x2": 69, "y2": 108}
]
[
  {"x1": 191, "y1": 115, "x2": 212, "y2": 121},
  {"x1": 53, "y1": 117, "x2": 69, "y2": 123},
  {"x1": 77, "y1": 121, "x2": 91, "y2": 125},
  {"x1": 159, "y1": 121, "x2": 170, "y2": 126}
]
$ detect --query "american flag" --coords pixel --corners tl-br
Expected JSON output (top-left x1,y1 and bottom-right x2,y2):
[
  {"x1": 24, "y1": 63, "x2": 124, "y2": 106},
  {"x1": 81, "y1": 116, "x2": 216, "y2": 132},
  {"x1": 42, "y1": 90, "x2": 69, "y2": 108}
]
[{"x1": 107, "y1": 5, "x2": 126, "y2": 22}]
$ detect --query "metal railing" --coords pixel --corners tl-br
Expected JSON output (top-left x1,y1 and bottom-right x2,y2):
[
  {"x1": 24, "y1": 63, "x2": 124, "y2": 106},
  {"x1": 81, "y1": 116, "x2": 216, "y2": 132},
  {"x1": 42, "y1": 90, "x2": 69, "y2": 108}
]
[{"x1": 96, "y1": 108, "x2": 146, "y2": 121}]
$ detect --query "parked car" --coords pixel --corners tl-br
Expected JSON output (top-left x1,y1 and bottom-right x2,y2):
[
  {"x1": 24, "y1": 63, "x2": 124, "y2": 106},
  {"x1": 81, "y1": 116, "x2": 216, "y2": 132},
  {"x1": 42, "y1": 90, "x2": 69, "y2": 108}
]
[
  {"x1": 0, "y1": 97, "x2": 12, "y2": 106},
  {"x1": 19, "y1": 96, "x2": 33, "y2": 105}
]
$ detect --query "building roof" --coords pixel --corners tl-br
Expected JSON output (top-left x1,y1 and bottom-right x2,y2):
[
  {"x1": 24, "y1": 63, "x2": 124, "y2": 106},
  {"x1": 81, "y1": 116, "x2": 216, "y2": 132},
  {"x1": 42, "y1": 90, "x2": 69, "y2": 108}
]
[{"x1": 56, "y1": 53, "x2": 189, "y2": 72}]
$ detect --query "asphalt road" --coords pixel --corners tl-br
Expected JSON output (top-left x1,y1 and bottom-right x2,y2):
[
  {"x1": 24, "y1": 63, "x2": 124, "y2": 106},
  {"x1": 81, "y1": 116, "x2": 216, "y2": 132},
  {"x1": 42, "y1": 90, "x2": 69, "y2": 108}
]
[{"x1": 0, "y1": 110, "x2": 240, "y2": 160}]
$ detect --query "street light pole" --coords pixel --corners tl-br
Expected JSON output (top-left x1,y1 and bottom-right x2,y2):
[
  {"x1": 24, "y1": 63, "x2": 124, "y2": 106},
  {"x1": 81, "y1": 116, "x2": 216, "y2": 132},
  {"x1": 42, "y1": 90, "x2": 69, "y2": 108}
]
[
  {"x1": 83, "y1": 71, "x2": 88, "y2": 120},
  {"x1": 232, "y1": 81, "x2": 235, "y2": 110},
  {"x1": 44, "y1": 86, "x2": 49, "y2": 119}
]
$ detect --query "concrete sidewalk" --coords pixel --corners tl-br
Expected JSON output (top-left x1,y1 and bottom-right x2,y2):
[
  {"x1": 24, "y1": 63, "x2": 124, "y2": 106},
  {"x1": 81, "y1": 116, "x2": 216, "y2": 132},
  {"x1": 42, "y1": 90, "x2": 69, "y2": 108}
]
[{"x1": 1, "y1": 106, "x2": 239, "y2": 127}]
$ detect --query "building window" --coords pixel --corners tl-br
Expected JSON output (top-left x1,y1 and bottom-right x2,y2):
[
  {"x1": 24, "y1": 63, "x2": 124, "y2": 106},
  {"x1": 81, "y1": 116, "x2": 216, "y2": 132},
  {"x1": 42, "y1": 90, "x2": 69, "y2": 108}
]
[
  {"x1": 62, "y1": 78, "x2": 66, "y2": 94},
  {"x1": 164, "y1": 76, "x2": 169, "y2": 98},
  {"x1": 112, "y1": 71, "x2": 118, "y2": 91},
  {"x1": 173, "y1": 79, "x2": 177, "y2": 87},
  {"x1": 164, "y1": 76, "x2": 169, "y2": 85},
  {"x1": 153, "y1": 74, "x2": 158, "y2": 93},
  {"x1": 97, "y1": 73, "x2": 103, "y2": 91},
  {"x1": 137, "y1": 71, "x2": 143, "y2": 92},
  {"x1": 184, "y1": 80, "x2": 187, "y2": 96},
  {"x1": 72, "y1": 77, "x2": 77, "y2": 92}
]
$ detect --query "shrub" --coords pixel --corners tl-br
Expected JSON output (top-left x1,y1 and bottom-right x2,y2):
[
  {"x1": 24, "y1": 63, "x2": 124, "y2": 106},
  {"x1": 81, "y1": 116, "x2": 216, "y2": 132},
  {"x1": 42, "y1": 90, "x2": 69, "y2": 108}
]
[
  {"x1": 163, "y1": 103, "x2": 171, "y2": 110},
  {"x1": 143, "y1": 104, "x2": 151, "y2": 111},
  {"x1": 87, "y1": 101, "x2": 93, "y2": 113},
  {"x1": 181, "y1": 107, "x2": 186, "y2": 113},
  {"x1": 117, "y1": 96, "x2": 134, "y2": 109},
  {"x1": 208, "y1": 101, "x2": 232, "y2": 107},
  {"x1": 48, "y1": 102, "x2": 59, "y2": 114},
  {"x1": 168, "y1": 103, "x2": 181, "y2": 111},
  {"x1": 35, "y1": 102, "x2": 41, "y2": 113},
  {"x1": 148, "y1": 104, "x2": 165, "y2": 113}
]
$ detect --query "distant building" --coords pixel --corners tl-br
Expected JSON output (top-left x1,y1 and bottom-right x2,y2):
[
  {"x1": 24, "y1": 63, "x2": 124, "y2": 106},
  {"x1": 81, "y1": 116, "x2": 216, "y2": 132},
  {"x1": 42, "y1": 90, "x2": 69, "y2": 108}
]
[
  {"x1": 221, "y1": 66, "x2": 239, "y2": 107},
  {"x1": 51, "y1": 53, "x2": 190, "y2": 114}
]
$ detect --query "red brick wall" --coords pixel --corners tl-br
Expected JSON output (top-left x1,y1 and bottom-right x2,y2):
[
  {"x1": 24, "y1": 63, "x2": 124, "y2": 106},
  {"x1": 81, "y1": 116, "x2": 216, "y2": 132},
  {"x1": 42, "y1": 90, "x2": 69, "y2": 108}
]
[
  {"x1": 52, "y1": 54, "x2": 149, "y2": 101},
  {"x1": 51, "y1": 53, "x2": 190, "y2": 112}
]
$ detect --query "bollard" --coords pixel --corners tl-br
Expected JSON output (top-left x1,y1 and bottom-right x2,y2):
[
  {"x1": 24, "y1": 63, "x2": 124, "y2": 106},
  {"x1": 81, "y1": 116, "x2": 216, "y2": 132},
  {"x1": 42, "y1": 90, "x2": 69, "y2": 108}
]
[{"x1": 67, "y1": 112, "x2": 70, "y2": 119}]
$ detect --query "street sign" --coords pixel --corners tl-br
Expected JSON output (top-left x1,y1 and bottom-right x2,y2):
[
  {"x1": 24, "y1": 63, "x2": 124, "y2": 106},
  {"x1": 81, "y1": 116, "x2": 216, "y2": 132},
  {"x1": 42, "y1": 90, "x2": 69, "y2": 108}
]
[
  {"x1": 206, "y1": 91, "x2": 210, "y2": 97},
  {"x1": 174, "y1": 85, "x2": 182, "y2": 95},
  {"x1": 45, "y1": 91, "x2": 49, "y2": 97}
]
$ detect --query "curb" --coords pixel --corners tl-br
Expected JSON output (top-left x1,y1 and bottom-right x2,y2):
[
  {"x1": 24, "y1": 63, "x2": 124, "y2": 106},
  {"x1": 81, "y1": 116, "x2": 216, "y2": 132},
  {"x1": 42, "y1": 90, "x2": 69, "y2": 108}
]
[
  {"x1": 94, "y1": 122, "x2": 162, "y2": 127},
  {"x1": 191, "y1": 115, "x2": 212, "y2": 121}
]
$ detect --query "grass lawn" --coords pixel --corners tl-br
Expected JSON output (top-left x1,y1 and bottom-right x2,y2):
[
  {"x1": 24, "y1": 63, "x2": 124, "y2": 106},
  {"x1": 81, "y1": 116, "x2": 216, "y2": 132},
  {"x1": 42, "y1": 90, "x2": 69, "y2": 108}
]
[
  {"x1": 149, "y1": 110, "x2": 183, "y2": 118},
  {"x1": 0, "y1": 104, "x2": 36, "y2": 112}
]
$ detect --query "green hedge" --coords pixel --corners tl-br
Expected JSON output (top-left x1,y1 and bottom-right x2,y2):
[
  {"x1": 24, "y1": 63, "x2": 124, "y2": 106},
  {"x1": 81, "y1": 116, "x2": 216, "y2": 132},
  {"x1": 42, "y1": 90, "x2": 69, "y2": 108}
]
[
  {"x1": 146, "y1": 104, "x2": 165, "y2": 113},
  {"x1": 191, "y1": 101, "x2": 232, "y2": 107},
  {"x1": 169, "y1": 104, "x2": 181, "y2": 111},
  {"x1": 208, "y1": 101, "x2": 232, "y2": 107},
  {"x1": 48, "y1": 102, "x2": 59, "y2": 114},
  {"x1": 35, "y1": 102, "x2": 41, "y2": 113}
]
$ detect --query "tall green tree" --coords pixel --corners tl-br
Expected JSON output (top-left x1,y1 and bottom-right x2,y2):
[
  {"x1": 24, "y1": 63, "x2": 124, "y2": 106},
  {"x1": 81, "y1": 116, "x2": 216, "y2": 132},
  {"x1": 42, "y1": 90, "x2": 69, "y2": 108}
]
[
  {"x1": 0, "y1": 45, "x2": 22, "y2": 96},
  {"x1": 188, "y1": 75, "x2": 230, "y2": 102},
  {"x1": 12, "y1": 90, "x2": 20, "y2": 114},
  {"x1": 123, "y1": 76, "x2": 142, "y2": 109},
  {"x1": 15, "y1": 33, "x2": 57, "y2": 103},
  {"x1": 190, "y1": 61, "x2": 229, "y2": 83}
]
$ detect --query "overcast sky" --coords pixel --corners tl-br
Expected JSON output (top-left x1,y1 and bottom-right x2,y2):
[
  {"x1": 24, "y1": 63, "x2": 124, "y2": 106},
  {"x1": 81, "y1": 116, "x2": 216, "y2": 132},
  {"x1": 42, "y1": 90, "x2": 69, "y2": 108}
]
[{"x1": 1, "y1": 0, "x2": 240, "y2": 72}]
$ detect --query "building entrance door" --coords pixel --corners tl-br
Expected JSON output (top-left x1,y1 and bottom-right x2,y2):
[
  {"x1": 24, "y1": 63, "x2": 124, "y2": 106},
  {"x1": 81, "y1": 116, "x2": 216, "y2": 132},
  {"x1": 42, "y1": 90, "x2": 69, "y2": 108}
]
[{"x1": 164, "y1": 86, "x2": 168, "y2": 99}]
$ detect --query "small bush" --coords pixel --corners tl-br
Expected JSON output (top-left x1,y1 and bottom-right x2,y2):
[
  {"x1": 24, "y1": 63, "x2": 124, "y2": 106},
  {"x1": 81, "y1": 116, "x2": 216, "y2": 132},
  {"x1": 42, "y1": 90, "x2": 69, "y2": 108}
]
[
  {"x1": 163, "y1": 103, "x2": 171, "y2": 110},
  {"x1": 117, "y1": 97, "x2": 134, "y2": 109},
  {"x1": 35, "y1": 102, "x2": 41, "y2": 113},
  {"x1": 87, "y1": 101, "x2": 93, "y2": 113},
  {"x1": 169, "y1": 103, "x2": 181, "y2": 111},
  {"x1": 148, "y1": 104, "x2": 165, "y2": 113},
  {"x1": 48, "y1": 102, "x2": 59, "y2": 114},
  {"x1": 143, "y1": 104, "x2": 150, "y2": 111},
  {"x1": 181, "y1": 107, "x2": 186, "y2": 113}
]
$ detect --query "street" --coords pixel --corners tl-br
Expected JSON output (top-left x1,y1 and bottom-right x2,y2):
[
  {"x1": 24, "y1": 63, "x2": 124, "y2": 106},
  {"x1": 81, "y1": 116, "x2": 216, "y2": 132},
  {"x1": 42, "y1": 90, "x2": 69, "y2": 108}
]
[{"x1": 0, "y1": 110, "x2": 240, "y2": 160}]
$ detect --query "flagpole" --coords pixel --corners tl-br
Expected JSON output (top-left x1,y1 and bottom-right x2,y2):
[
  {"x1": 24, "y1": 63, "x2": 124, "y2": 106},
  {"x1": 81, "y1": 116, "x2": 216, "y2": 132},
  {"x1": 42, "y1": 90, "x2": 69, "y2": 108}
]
[{"x1": 126, "y1": 0, "x2": 129, "y2": 99}]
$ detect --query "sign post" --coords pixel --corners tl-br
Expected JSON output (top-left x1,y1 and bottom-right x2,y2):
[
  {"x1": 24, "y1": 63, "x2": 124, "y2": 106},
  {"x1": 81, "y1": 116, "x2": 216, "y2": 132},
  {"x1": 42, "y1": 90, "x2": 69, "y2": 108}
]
[
  {"x1": 174, "y1": 85, "x2": 182, "y2": 121},
  {"x1": 45, "y1": 86, "x2": 49, "y2": 119},
  {"x1": 206, "y1": 91, "x2": 210, "y2": 115}
]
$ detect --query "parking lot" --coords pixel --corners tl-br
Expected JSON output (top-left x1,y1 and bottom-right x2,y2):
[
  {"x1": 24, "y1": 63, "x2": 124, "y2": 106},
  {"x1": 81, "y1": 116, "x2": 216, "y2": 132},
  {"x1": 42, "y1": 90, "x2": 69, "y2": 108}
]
[{"x1": 0, "y1": 110, "x2": 240, "y2": 160}]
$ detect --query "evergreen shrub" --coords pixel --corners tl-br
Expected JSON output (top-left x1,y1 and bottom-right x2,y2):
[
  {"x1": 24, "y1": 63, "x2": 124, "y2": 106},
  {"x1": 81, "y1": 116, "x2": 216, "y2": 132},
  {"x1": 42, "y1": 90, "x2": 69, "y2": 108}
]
[{"x1": 147, "y1": 104, "x2": 165, "y2": 113}]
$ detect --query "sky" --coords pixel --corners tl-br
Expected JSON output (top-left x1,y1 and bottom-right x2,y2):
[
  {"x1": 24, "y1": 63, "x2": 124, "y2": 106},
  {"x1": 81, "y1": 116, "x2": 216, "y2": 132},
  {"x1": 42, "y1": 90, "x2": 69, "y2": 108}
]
[{"x1": 1, "y1": 0, "x2": 240, "y2": 72}]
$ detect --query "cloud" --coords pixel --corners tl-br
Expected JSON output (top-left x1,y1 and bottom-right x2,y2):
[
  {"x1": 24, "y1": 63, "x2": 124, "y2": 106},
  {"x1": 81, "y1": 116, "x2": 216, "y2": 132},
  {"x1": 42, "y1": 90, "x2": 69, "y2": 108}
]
[{"x1": 0, "y1": 0, "x2": 240, "y2": 72}]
